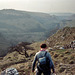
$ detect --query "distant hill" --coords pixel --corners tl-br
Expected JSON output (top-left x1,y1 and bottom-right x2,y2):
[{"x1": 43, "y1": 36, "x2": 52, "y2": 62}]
[
  {"x1": 59, "y1": 14, "x2": 75, "y2": 28},
  {"x1": 0, "y1": 9, "x2": 75, "y2": 44},
  {"x1": 0, "y1": 9, "x2": 75, "y2": 56},
  {"x1": 50, "y1": 13, "x2": 73, "y2": 16},
  {"x1": 46, "y1": 27, "x2": 75, "y2": 47},
  {"x1": 0, "y1": 9, "x2": 60, "y2": 56},
  {"x1": 0, "y1": 33, "x2": 10, "y2": 56},
  {"x1": 60, "y1": 19, "x2": 75, "y2": 28},
  {"x1": 69, "y1": 14, "x2": 75, "y2": 20},
  {"x1": 0, "y1": 9, "x2": 60, "y2": 43}
]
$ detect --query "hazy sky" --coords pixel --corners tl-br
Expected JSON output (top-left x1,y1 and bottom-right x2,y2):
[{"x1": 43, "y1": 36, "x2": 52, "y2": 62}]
[{"x1": 0, "y1": 0, "x2": 75, "y2": 13}]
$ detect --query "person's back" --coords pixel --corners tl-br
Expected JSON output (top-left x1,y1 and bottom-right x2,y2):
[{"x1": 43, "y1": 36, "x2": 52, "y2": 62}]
[{"x1": 32, "y1": 44, "x2": 55, "y2": 75}]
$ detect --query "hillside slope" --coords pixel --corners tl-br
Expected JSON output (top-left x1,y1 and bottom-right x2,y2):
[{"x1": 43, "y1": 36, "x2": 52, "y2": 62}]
[
  {"x1": 0, "y1": 33, "x2": 10, "y2": 57},
  {"x1": 0, "y1": 27, "x2": 75, "y2": 75},
  {"x1": 0, "y1": 9, "x2": 75, "y2": 57},
  {"x1": 0, "y1": 9, "x2": 75, "y2": 43},
  {"x1": 46, "y1": 27, "x2": 75, "y2": 47},
  {"x1": 0, "y1": 9, "x2": 59, "y2": 42},
  {"x1": 0, "y1": 9, "x2": 60, "y2": 56}
]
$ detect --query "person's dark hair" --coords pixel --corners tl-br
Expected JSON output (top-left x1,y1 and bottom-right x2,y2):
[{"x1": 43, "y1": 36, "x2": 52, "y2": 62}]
[{"x1": 40, "y1": 44, "x2": 47, "y2": 48}]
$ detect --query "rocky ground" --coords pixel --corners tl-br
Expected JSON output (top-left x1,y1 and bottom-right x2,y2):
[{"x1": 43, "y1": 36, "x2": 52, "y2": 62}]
[
  {"x1": 0, "y1": 42, "x2": 75, "y2": 75},
  {"x1": 0, "y1": 27, "x2": 75, "y2": 75}
]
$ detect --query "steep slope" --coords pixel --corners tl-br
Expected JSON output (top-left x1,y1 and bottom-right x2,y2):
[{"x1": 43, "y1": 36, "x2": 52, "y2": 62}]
[
  {"x1": 0, "y1": 33, "x2": 10, "y2": 57},
  {"x1": 59, "y1": 14, "x2": 75, "y2": 28},
  {"x1": 0, "y1": 9, "x2": 75, "y2": 57},
  {"x1": 0, "y1": 40, "x2": 75, "y2": 75},
  {"x1": 0, "y1": 9, "x2": 60, "y2": 43},
  {"x1": 46, "y1": 27, "x2": 75, "y2": 47},
  {"x1": 0, "y1": 9, "x2": 60, "y2": 57},
  {"x1": 70, "y1": 14, "x2": 75, "y2": 20},
  {"x1": 0, "y1": 9, "x2": 59, "y2": 33},
  {"x1": 59, "y1": 19, "x2": 75, "y2": 28},
  {"x1": 0, "y1": 27, "x2": 75, "y2": 75},
  {"x1": 0, "y1": 9, "x2": 75, "y2": 43}
]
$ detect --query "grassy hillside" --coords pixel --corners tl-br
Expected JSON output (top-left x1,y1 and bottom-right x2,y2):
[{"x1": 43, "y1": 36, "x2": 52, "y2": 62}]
[
  {"x1": 60, "y1": 19, "x2": 75, "y2": 28},
  {"x1": 0, "y1": 9, "x2": 60, "y2": 56},
  {"x1": 0, "y1": 27, "x2": 75, "y2": 75},
  {"x1": 46, "y1": 27, "x2": 75, "y2": 47},
  {"x1": 0, "y1": 9, "x2": 60, "y2": 43},
  {"x1": 0, "y1": 9, "x2": 75, "y2": 43},
  {"x1": 0, "y1": 41, "x2": 75, "y2": 75},
  {"x1": 0, "y1": 9, "x2": 75, "y2": 57},
  {"x1": 0, "y1": 9, "x2": 59, "y2": 33},
  {"x1": 0, "y1": 33, "x2": 10, "y2": 56}
]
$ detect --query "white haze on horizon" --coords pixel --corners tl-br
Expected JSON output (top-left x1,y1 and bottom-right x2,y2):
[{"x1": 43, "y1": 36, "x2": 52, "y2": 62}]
[{"x1": 0, "y1": 0, "x2": 75, "y2": 13}]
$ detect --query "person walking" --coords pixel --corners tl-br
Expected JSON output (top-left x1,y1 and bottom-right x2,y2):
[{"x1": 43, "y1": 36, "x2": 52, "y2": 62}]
[{"x1": 32, "y1": 44, "x2": 56, "y2": 75}]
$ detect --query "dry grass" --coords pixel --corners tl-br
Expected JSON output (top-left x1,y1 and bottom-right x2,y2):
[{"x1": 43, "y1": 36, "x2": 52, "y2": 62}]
[{"x1": 0, "y1": 41, "x2": 75, "y2": 75}]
